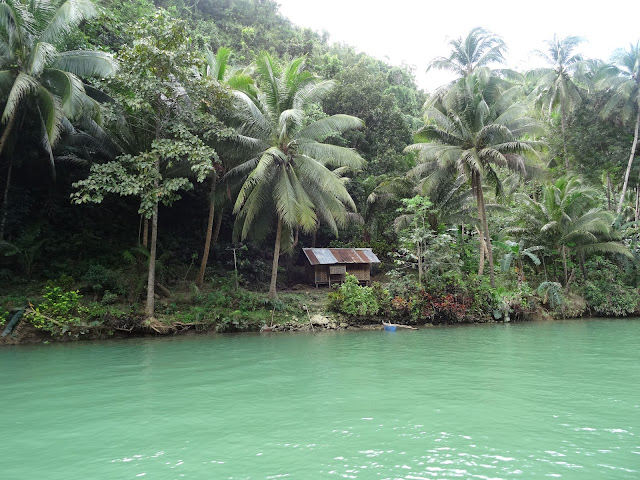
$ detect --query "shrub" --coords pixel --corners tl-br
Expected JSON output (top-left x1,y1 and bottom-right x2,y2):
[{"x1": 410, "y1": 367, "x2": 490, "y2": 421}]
[
  {"x1": 371, "y1": 282, "x2": 392, "y2": 315},
  {"x1": 583, "y1": 281, "x2": 639, "y2": 316},
  {"x1": 537, "y1": 281, "x2": 565, "y2": 310},
  {"x1": 582, "y1": 257, "x2": 640, "y2": 316},
  {"x1": 328, "y1": 273, "x2": 380, "y2": 317},
  {"x1": 26, "y1": 286, "x2": 86, "y2": 334},
  {"x1": 492, "y1": 284, "x2": 535, "y2": 321},
  {"x1": 82, "y1": 264, "x2": 125, "y2": 296},
  {"x1": 407, "y1": 289, "x2": 470, "y2": 324}
]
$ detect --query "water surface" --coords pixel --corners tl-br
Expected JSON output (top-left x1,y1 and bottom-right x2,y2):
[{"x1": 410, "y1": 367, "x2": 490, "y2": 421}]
[{"x1": 1, "y1": 319, "x2": 639, "y2": 479}]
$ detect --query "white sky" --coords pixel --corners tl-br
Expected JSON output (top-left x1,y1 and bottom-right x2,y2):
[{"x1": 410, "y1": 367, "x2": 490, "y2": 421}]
[{"x1": 276, "y1": 0, "x2": 639, "y2": 92}]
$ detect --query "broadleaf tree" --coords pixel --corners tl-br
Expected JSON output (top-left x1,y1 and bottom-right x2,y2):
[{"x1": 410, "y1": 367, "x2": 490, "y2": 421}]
[{"x1": 72, "y1": 10, "x2": 221, "y2": 318}]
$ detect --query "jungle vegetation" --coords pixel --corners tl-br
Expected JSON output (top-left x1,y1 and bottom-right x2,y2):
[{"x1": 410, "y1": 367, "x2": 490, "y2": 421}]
[{"x1": 1, "y1": 0, "x2": 639, "y2": 334}]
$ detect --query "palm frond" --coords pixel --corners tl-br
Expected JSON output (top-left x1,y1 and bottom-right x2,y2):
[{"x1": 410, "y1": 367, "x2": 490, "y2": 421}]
[
  {"x1": 41, "y1": 0, "x2": 98, "y2": 44},
  {"x1": 41, "y1": 68, "x2": 85, "y2": 118},
  {"x1": 293, "y1": 79, "x2": 335, "y2": 109},
  {"x1": 296, "y1": 141, "x2": 365, "y2": 170},
  {"x1": 28, "y1": 41, "x2": 57, "y2": 76},
  {"x1": 53, "y1": 50, "x2": 118, "y2": 78},
  {"x1": 578, "y1": 241, "x2": 633, "y2": 258},
  {"x1": 2, "y1": 72, "x2": 37, "y2": 123},
  {"x1": 295, "y1": 114, "x2": 364, "y2": 141}
]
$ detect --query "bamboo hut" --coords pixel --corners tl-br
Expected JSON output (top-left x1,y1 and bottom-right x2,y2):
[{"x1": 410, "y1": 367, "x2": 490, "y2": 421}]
[{"x1": 302, "y1": 248, "x2": 381, "y2": 287}]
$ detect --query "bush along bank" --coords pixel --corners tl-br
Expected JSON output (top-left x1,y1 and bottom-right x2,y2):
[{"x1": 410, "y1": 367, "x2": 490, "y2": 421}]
[
  {"x1": 0, "y1": 275, "x2": 381, "y2": 345},
  {"x1": 3, "y1": 267, "x2": 640, "y2": 345}
]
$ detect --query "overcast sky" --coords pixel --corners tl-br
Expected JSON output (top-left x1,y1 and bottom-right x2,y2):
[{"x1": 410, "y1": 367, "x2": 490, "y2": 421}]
[{"x1": 276, "y1": 0, "x2": 639, "y2": 91}]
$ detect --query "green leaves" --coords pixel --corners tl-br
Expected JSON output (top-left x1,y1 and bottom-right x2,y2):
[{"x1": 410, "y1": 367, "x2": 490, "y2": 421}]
[
  {"x1": 1, "y1": 72, "x2": 37, "y2": 123},
  {"x1": 73, "y1": 133, "x2": 216, "y2": 217},
  {"x1": 232, "y1": 54, "x2": 365, "y2": 244},
  {"x1": 427, "y1": 27, "x2": 507, "y2": 77},
  {"x1": 53, "y1": 51, "x2": 118, "y2": 79},
  {"x1": 295, "y1": 114, "x2": 364, "y2": 142},
  {"x1": 41, "y1": 0, "x2": 98, "y2": 44}
]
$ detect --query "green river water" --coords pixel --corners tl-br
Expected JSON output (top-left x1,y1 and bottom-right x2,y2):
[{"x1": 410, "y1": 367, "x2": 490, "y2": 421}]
[{"x1": 1, "y1": 319, "x2": 639, "y2": 479}]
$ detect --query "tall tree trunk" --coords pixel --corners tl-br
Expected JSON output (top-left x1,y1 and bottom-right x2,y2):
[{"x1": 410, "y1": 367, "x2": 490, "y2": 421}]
[
  {"x1": 579, "y1": 251, "x2": 586, "y2": 281},
  {"x1": 142, "y1": 219, "x2": 149, "y2": 248},
  {"x1": 212, "y1": 208, "x2": 223, "y2": 246},
  {"x1": 474, "y1": 172, "x2": 495, "y2": 287},
  {"x1": 0, "y1": 113, "x2": 17, "y2": 160},
  {"x1": 476, "y1": 225, "x2": 486, "y2": 276},
  {"x1": 145, "y1": 161, "x2": 160, "y2": 318},
  {"x1": 607, "y1": 173, "x2": 612, "y2": 210},
  {"x1": 196, "y1": 176, "x2": 217, "y2": 287},
  {"x1": 0, "y1": 162, "x2": 12, "y2": 241},
  {"x1": 0, "y1": 114, "x2": 18, "y2": 241},
  {"x1": 417, "y1": 239, "x2": 423, "y2": 287},
  {"x1": 293, "y1": 226, "x2": 299, "y2": 248},
  {"x1": 269, "y1": 218, "x2": 283, "y2": 299},
  {"x1": 617, "y1": 110, "x2": 640, "y2": 214},
  {"x1": 561, "y1": 99, "x2": 569, "y2": 169},
  {"x1": 635, "y1": 185, "x2": 640, "y2": 222},
  {"x1": 312, "y1": 220, "x2": 319, "y2": 247},
  {"x1": 561, "y1": 246, "x2": 569, "y2": 287}
]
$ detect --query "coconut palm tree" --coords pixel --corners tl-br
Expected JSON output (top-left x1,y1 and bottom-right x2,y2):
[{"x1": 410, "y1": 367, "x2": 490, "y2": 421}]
[
  {"x1": 0, "y1": 0, "x2": 117, "y2": 239},
  {"x1": 229, "y1": 53, "x2": 365, "y2": 298},
  {"x1": 427, "y1": 27, "x2": 507, "y2": 78},
  {"x1": 598, "y1": 42, "x2": 640, "y2": 214},
  {"x1": 405, "y1": 74, "x2": 542, "y2": 287},
  {"x1": 531, "y1": 35, "x2": 584, "y2": 169},
  {"x1": 513, "y1": 176, "x2": 632, "y2": 286},
  {"x1": 195, "y1": 46, "x2": 255, "y2": 287}
]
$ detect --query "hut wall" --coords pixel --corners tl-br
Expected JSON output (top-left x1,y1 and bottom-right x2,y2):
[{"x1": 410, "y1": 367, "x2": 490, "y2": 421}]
[
  {"x1": 346, "y1": 264, "x2": 371, "y2": 283},
  {"x1": 306, "y1": 263, "x2": 372, "y2": 286},
  {"x1": 314, "y1": 265, "x2": 329, "y2": 285}
]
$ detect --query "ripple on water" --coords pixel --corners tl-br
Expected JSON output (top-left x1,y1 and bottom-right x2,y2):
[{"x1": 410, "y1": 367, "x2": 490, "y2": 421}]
[{"x1": 1, "y1": 320, "x2": 639, "y2": 479}]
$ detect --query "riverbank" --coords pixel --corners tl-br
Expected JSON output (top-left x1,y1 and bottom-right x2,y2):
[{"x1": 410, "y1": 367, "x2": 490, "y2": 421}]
[
  {"x1": 0, "y1": 304, "x2": 562, "y2": 346},
  {"x1": 2, "y1": 278, "x2": 633, "y2": 346}
]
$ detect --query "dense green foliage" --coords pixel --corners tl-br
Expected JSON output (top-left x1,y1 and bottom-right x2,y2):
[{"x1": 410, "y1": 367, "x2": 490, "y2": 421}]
[
  {"x1": 328, "y1": 273, "x2": 382, "y2": 317},
  {"x1": 25, "y1": 285, "x2": 85, "y2": 334},
  {"x1": 1, "y1": 0, "x2": 639, "y2": 337}
]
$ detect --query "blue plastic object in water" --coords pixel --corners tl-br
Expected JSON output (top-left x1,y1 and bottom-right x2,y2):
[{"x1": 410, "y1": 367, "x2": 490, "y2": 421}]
[{"x1": 383, "y1": 324, "x2": 396, "y2": 332}]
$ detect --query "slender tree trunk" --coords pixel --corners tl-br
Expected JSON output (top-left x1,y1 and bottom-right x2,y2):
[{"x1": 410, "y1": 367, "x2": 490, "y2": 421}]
[
  {"x1": 517, "y1": 258, "x2": 524, "y2": 285},
  {"x1": 145, "y1": 165, "x2": 160, "y2": 318},
  {"x1": 312, "y1": 220, "x2": 318, "y2": 247},
  {"x1": 0, "y1": 162, "x2": 12, "y2": 241},
  {"x1": 0, "y1": 113, "x2": 17, "y2": 160},
  {"x1": 474, "y1": 172, "x2": 495, "y2": 287},
  {"x1": 561, "y1": 100, "x2": 569, "y2": 169},
  {"x1": 635, "y1": 185, "x2": 640, "y2": 222},
  {"x1": 142, "y1": 219, "x2": 149, "y2": 248},
  {"x1": 196, "y1": 176, "x2": 217, "y2": 287},
  {"x1": 293, "y1": 226, "x2": 299, "y2": 248},
  {"x1": 0, "y1": 114, "x2": 18, "y2": 241},
  {"x1": 417, "y1": 239, "x2": 423, "y2": 287},
  {"x1": 268, "y1": 218, "x2": 283, "y2": 299},
  {"x1": 607, "y1": 173, "x2": 612, "y2": 210},
  {"x1": 476, "y1": 225, "x2": 486, "y2": 276},
  {"x1": 617, "y1": 110, "x2": 640, "y2": 214},
  {"x1": 579, "y1": 251, "x2": 586, "y2": 281},
  {"x1": 561, "y1": 246, "x2": 569, "y2": 287},
  {"x1": 212, "y1": 208, "x2": 223, "y2": 246}
]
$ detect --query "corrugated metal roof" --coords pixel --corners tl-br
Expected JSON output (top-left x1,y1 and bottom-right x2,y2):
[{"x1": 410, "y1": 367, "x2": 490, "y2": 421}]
[{"x1": 303, "y1": 248, "x2": 380, "y2": 265}]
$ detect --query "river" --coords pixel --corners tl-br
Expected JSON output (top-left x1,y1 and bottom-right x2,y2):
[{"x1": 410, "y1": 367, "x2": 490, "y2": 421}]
[{"x1": 1, "y1": 319, "x2": 639, "y2": 479}]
